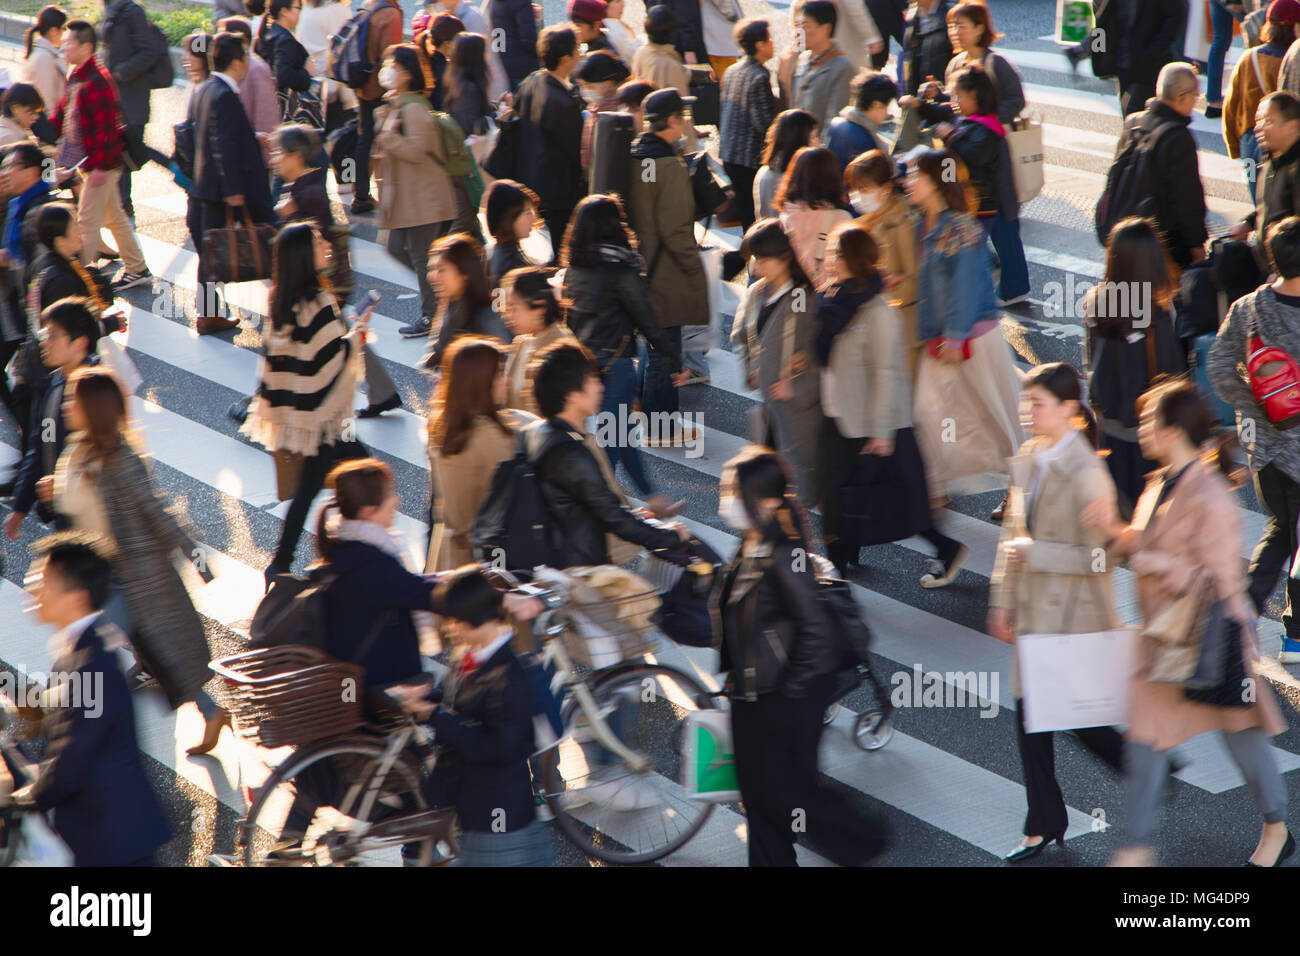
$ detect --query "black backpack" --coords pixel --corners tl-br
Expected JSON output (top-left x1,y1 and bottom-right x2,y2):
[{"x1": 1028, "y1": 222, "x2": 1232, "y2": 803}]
[
  {"x1": 248, "y1": 567, "x2": 340, "y2": 650},
  {"x1": 1094, "y1": 115, "x2": 1176, "y2": 246},
  {"x1": 1088, "y1": 0, "x2": 1117, "y2": 80},
  {"x1": 469, "y1": 428, "x2": 568, "y2": 573},
  {"x1": 146, "y1": 20, "x2": 174, "y2": 89}
]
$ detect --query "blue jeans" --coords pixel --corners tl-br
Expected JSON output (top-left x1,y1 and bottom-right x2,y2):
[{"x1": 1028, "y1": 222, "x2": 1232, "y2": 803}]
[
  {"x1": 984, "y1": 216, "x2": 1030, "y2": 300},
  {"x1": 1207, "y1": 0, "x2": 1238, "y2": 105},
  {"x1": 600, "y1": 357, "x2": 653, "y2": 496},
  {"x1": 1242, "y1": 127, "x2": 1263, "y2": 203}
]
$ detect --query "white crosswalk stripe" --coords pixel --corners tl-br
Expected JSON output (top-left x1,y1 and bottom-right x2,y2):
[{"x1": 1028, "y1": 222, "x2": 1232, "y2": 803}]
[{"x1": 2, "y1": 25, "x2": 1297, "y2": 866}]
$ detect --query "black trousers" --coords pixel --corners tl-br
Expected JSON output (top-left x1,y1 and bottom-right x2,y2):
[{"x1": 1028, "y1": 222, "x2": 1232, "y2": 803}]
[
  {"x1": 1117, "y1": 76, "x2": 1155, "y2": 116},
  {"x1": 723, "y1": 162, "x2": 758, "y2": 232},
  {"x1": 731, "y1": 675, "x2": 887, "y2": 866},
  {"x1": 355, "y1": 97, "x2": 379, "y2": 202},
  {"x1": 1248, "y1": 463, "x2": 1300, "y2": 641},
  {"x1": 272, "y1": 439, "x2": 369, "y2": 570},
  {"x1": 1015, "y1": 698, "x2": 1124, "y2": 838}
]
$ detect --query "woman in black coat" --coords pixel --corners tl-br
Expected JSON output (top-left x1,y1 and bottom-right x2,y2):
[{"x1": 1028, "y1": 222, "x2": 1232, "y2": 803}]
[
  {"x1": 257, "y1": 0, "x2": 313, "y2": 119},
  {"x1": 443, "y1": 33, "x2": 494, "y2": 137},
  {"x1": 714, "y1": 446, "x2": 888, "y2": 867}
]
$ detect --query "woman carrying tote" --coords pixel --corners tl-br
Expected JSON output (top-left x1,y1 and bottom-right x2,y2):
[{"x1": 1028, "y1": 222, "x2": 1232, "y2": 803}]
[
  {"x1": 1085, "y1": 379, "x2": 1291, "y2": 867},
  {"x1": 988, "y1": 362, "x2": 1126, "y2": 863}
]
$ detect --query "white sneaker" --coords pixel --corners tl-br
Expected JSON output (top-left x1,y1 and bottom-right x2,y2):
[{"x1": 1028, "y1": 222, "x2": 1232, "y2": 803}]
[{"x1": 571, "y1": 770, "x2": 661, "y2": 811}]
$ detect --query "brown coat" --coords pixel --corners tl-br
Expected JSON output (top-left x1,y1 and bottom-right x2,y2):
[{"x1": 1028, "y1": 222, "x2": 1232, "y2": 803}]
[
  {"x1": 858, "y1": 197, "x2": 922, "y2": 378},
  {"x1": 374, "y1": 93, "x2": 458, "y2": 230},
  {"x1": 991, "y1": 433, "x2": 1120, "y2": 698},
  {"x1": 503, "y1": 322, "x2": 576, "y2": 416},
  {"x1": 357, "y1": 0, "x2": 404, "y2": 102},
  {"x1": 428, "y1": 411, "x2": 536, "y2": 571},
  {"x1": 1124, "y1": 459, "x2": 1287, "y2": 749}
]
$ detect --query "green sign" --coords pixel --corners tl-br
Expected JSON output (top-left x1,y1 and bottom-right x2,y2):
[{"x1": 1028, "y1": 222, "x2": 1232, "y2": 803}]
[{"x1": 1057, "y1": 0, "x2": 1094, "y2": 45}]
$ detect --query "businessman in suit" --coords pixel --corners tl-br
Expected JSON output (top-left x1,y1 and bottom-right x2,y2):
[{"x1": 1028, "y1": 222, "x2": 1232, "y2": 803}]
[
  {"x1": 13, "y1": 534, "x2": 172, "y2": 866},
  {"x1": 191, "y1": 31, "x2": 274, "y2": 334}
]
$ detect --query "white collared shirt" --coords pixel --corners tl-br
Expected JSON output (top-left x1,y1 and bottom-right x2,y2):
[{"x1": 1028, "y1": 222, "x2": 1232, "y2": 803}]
[
  {"x1": 47, "y1": 611, "x2": 102, "y2": 662},
  {"x1": 470, "y1": 625, "x2": 514, "y2": 665},
  {"x1": 213, "y1": 70, "x2": 240, "y2": 95}
]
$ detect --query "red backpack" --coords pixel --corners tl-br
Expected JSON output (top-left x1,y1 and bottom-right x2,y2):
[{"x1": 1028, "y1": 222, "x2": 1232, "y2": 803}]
[{"x1": 1246, "y1": 297, "x2": 1300, "y2": 430}]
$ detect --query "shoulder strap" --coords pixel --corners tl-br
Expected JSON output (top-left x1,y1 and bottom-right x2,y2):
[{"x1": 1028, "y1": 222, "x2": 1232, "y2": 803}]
[{"x1": 1252, "y1": 47, "x2": 1267, "y2": 93}]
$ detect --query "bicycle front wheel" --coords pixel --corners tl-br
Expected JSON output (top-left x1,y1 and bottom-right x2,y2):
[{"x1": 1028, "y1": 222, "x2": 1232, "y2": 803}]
[{"x1": 540, "y1": 663, "x2": 719, "y2": 864}]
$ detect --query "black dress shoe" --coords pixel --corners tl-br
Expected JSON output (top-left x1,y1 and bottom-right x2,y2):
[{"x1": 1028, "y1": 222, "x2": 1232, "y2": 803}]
[
  {"x1": 1005, "y1": 830, "x2": 1065, "y2": 863},
  {"x1": 1243, "y1": 829, "x2": 1295, "y2": 867},
  {"x1": 356, "y1": 394, "x2": 402, "y2": 418}
]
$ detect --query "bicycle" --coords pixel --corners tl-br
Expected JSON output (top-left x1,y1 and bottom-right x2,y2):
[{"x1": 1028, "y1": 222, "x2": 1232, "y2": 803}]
[{"x1": 225, "y1": 564, "x2": 722, "y2": 866}]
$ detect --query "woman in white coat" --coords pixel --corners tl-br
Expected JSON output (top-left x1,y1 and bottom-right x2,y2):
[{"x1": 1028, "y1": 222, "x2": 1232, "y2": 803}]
[{"x1": 22, "y1": 6, "x2": 67, "y2": 121}]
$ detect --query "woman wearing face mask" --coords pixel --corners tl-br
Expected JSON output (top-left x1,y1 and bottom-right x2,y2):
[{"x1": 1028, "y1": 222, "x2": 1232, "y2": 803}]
[
  {"x1": 846, "y1": 149, "x2": 922, "y2": 378},
  {"x1": 819, "y1": 222, "x2": 965, "y2": 578},
  {"x1": 502, "y1": 267, "x2": 575, "y2": 415},
  {"x1": 729, "y1": 219, "x2": 823, "y2": 509},
  {"x1": 374, "y1": 44, "x2": 458, "y2": 339},
  {"x1": 573, "y1": 50, "x2": 631, "y2": 170},
  {"x1": 1084, "y1": 379, "x2": 1291, "y2": 868},
  {"x1": 714, "y1": 445, "x2": 888, "y2": 867},
  {"x1": 988, "y1": 362, "x2": 1126, "y2": 863}
]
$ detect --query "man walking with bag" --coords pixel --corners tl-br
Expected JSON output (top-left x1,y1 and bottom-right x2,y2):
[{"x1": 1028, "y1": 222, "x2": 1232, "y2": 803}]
[
  {"x1": 52, "y1": 20, "x2": 151, "y2": 292},
  {"x1": 192, "y1": 32, "x2": 274, "y2": 334}
]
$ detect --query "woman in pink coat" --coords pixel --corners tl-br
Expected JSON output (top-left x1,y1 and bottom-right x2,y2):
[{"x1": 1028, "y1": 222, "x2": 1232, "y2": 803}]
[{"x1": 1087, "y1": 379, "x2": 1291, "y2": 867}]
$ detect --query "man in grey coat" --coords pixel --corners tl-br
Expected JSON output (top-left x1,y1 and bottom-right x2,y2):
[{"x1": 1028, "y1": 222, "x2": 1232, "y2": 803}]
[
  {"x1": 1207, "y1": 215, "x2": 1300, "y2": 665},
  {"x1": 791, "y1": 0, "x2": 855, "y2": 133},
  {"x1": 101, "y1": 0, "x2": 163, "y2": 219}
]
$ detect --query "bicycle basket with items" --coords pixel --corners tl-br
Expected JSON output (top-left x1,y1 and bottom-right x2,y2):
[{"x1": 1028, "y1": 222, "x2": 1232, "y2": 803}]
[{"x1": 529, "y1": 566, "x2": 661, "y2": 669}]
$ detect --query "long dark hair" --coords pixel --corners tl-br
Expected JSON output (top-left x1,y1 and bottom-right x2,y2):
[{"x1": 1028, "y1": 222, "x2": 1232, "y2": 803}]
[
  {"x1": 428, "y1": 336, "x2": 511, "y2": 456},
  {"x1": 1023, "y1": 361, "x2": 1099, "y2": 449},
  {"x1": 741, "y1": 218, "x2": 809, "y2": 288},
  {"x1": 561, "y1": 194, "x2": 639, "y2": 268},
  {"x1": 1138, "y1": 377, "x2": 1242, "y2": 485},
  {"x1": 775, "y1": 146, "x2": 843, "y2": 210},
  {"x1": 26, "y1": 5, "x2": 66, "y2": 57},
  {"x1": 316, "y1": 458, "x2": 394, "y2": 559},
  {"x1": 760, "y1": 109, "x2": 818, "y2": 174},
  {"x1": 445, "y1": 32, "x2": 489, "y2": 107},
  {"x1": 725, "y1": 445, "x2": 816, "y2": 549},
  {"x1": 912, "y1": 148, "x2": 970, "y2": 213},
  {"x1": 1094, "y1": 217, "x2": 1175, "y2": 339},
  {"x1": 269, "y1": 222, "x2": 324, "y2": 329},
  {"x1": 430, "y1": 232, "x2": 492, "y2": 312}
]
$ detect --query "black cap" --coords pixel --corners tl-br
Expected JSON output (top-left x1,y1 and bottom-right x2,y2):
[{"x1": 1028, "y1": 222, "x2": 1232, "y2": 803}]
[
  {"x1": 643, "y1": 87, "x2": 696, "y2": 121},
  {"x1": 573, "y1": 50, "x2": 631, "y2": 84}
]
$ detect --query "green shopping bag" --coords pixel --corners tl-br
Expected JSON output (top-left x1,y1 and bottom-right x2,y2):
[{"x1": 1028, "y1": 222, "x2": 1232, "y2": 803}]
[
  {"x1": 1055, "y1": 0, "x2": 1093, "y2": 45},
  {"x1": 682, "y1": 709, "x2": 740, "y2": 802}
]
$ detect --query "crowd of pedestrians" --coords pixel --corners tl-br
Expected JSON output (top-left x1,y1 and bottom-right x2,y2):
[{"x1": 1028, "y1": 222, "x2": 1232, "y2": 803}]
[{"x1": 0, "y1": 0, "x2": 1299, "y2": 872}]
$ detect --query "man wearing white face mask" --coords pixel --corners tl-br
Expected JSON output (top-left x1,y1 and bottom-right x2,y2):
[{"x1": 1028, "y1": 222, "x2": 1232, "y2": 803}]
[{"x1": 573, "y1": 50, "x2": 630, "y2": 170}]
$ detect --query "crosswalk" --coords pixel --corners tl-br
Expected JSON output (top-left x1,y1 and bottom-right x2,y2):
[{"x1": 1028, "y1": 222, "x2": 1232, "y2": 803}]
[{"x1": 2, "y1": 23, "x2": 1299, "y2": 867}]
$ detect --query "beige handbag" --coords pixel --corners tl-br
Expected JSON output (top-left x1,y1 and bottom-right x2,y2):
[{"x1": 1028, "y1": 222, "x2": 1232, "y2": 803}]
[{"x1": 1143, "y1": 573, "x2": 1213, "y2": 683}]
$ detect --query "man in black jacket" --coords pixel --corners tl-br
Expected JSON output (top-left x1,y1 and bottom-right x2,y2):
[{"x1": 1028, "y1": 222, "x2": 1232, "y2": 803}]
[
  {"x1": 101, "y1": 0, "x2": 162, "y2": 218},
  {"x1": 192, "y1": 33, "x2": 274, "y2": 334},
  {"x1": 1231, "y1": 91, "x2": 1300, "y2": 247},
  {"x1": 1107, "y1": 63, "x2": 1207, "y2": 269},
  {"x1": 529, "y1": 343, "x2": 689, "y2": 566},
  {"x1": 515, "y1": 26, "x2": 587, "y2": 262},
  {"x1": 1114, "y1": 0, "x2": 1185, "y2": 116}
]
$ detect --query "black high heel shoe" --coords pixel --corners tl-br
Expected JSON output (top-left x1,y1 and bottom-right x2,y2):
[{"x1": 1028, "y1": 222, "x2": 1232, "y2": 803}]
[
  {"x1": 1243, "y1": 829, "x2": 1295, "y2": 867},
  {"x1": 1005, "y1": 830, "x2": 1066, "y2": 863},
  {"x1": 356, "y1": 394, "x2": 402, "y2": 418}
]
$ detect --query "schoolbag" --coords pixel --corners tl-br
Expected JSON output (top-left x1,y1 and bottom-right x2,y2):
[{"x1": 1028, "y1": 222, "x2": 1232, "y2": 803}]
[
  {"x1": 1245, "y1": 296, "x2": 1300, "y2": 430},
  {"x1": 146, "y1": 19, "x2": 174, "y2": 89},
  {"x1": 248, "y1": 567, "x2": 339, "y2": 650},
  {"x1": 469, "y1": 426, "x2": 568, "y2": 573},
  {"x1": 329, "y1": 0, "x2": 398, "y2": 89},
  {"x1": 1094, "y1": 115, "x2": 1176, "y2": 246}
]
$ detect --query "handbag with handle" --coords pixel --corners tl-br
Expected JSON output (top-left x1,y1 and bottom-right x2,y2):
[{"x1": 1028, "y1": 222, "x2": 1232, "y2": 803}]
[
  {"x1": 202, "y1": 206, "x2": 277, "y2": 284},
  {"x1": 274, "y1": 449, "x2": 305, "y2": 501},
  {"x1": 1005, "y1": 111, "x2": 1044, "y2": 204}
]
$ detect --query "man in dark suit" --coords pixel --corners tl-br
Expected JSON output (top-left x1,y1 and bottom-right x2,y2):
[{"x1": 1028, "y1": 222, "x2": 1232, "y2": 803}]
[
  {"x1": 5, "y1": 299, "x2": 100, "y2": 541},
  {"x1": 13, "y1": 534, "x2": 172, "y2": 866},
  {"x1": 1115, "y1": 0, "x2": 1186, "y2": 116},
  {"x1": 192, "y1": 31, "x2": 274, "y2": 334}
]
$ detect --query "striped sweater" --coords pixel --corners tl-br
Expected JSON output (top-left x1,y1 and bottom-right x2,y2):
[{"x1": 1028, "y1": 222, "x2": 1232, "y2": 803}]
[{"x1": 241, "y1": 290, "x2": 360, "y2": 457}]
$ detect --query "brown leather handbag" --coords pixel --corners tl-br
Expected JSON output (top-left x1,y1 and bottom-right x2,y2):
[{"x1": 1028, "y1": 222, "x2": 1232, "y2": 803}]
[{"x1": 202, "y1": 206, "x2": 276, "y2": 284}]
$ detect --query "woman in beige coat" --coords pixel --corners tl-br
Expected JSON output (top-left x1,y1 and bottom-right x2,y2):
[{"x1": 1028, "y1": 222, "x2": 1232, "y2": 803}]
[
  {"x1": 374, "y1": 44, "x2": 458, "y2": 328},
  {"x1": 846, "y1": 150, "x2": 922, "y2": 379},
  {"x1": 501, "y1": 266, "x2": 576, "y2": 416},
  {"x1": 989, "y1": 362, "x2": 1126, "y2": 863},
  {"x1": 427, "y1": 336, "x2": 536, "y2": 571},
  {"x1": 1086, "y1": 379, "x2": 1291, "y2": 867}
]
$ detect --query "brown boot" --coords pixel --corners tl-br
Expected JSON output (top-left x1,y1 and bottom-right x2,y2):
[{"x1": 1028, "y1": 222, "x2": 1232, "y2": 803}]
[{"x1": 196, "y1": 315, "x2": 240, "y2": 335}]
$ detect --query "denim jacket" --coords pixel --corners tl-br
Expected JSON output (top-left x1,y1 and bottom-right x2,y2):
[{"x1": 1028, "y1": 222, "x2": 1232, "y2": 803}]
[{"x1": 915, "y1": 208, "x2": 998, "y2": 343}]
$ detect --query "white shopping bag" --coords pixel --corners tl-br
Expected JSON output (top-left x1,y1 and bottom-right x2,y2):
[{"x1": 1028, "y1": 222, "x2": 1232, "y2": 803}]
[
  {"x1": 1183, "y1": 0, "x2": 1212, "y2": 64},
  {"x1": 1017, "y1": 627, "x2": 1140, "y2": 733},
  {"x1": 1006, "y1": 113, "x2": 1044, "y2": 205},
  {"x1": 680, "y1": 243, "x2": 724, "y2": 357},
  {"x1": 682, "y1": 706, "x2": 740, "y2": 803}
]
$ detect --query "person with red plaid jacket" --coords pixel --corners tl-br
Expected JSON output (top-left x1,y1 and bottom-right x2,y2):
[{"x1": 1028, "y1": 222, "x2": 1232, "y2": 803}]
[{"x1": 51, "y1": 19, "x2": 151, "y2": 291}]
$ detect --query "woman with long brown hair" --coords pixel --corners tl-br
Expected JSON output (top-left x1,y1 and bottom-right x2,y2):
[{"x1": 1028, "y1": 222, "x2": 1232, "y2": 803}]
[
  {"x1": 424, "y1": 232, "x2": 509, "y2": 370},
  {"x1": 40, "y1": 366, "x2": 227, "y2": 755},
  {"x1": 427, "y1": 336, "x2": 536, "y2": 570},
  {"x1": 774, "y1": 145, "x2": 852, "y2": 287}
]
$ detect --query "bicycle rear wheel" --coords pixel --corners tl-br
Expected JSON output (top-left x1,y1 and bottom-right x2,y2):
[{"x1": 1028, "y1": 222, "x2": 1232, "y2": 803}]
[
  {"x1": 241, "y1": 735, "x2": 439, "y2": 867},
  {"x1": 540, "y1": 663, "x2": 718, "y2": 864}
]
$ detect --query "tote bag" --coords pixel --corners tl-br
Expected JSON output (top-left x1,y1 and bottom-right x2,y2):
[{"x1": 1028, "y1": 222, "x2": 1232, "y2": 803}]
[
  {"x1": 682, "y1": 706, "x2": 740, "y2": 802},
  {"x1": 1018, "y1": 627, "x2": 1140, "y2": 732},
  {"x1": 1006, "y1": 112, "x2": 1045, "y2": 204}
]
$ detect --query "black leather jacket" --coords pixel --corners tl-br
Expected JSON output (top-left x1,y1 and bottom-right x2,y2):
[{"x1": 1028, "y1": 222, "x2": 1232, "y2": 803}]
[
  {"x1": 713, "y1": 533, "x2": 838, "y2": 702},
  {"x1": 562, "y1": 257, "x2": 683, "y2": 373},
  {"x1": 527, "y1": 417, "x2": 680, "y2": 565}
]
